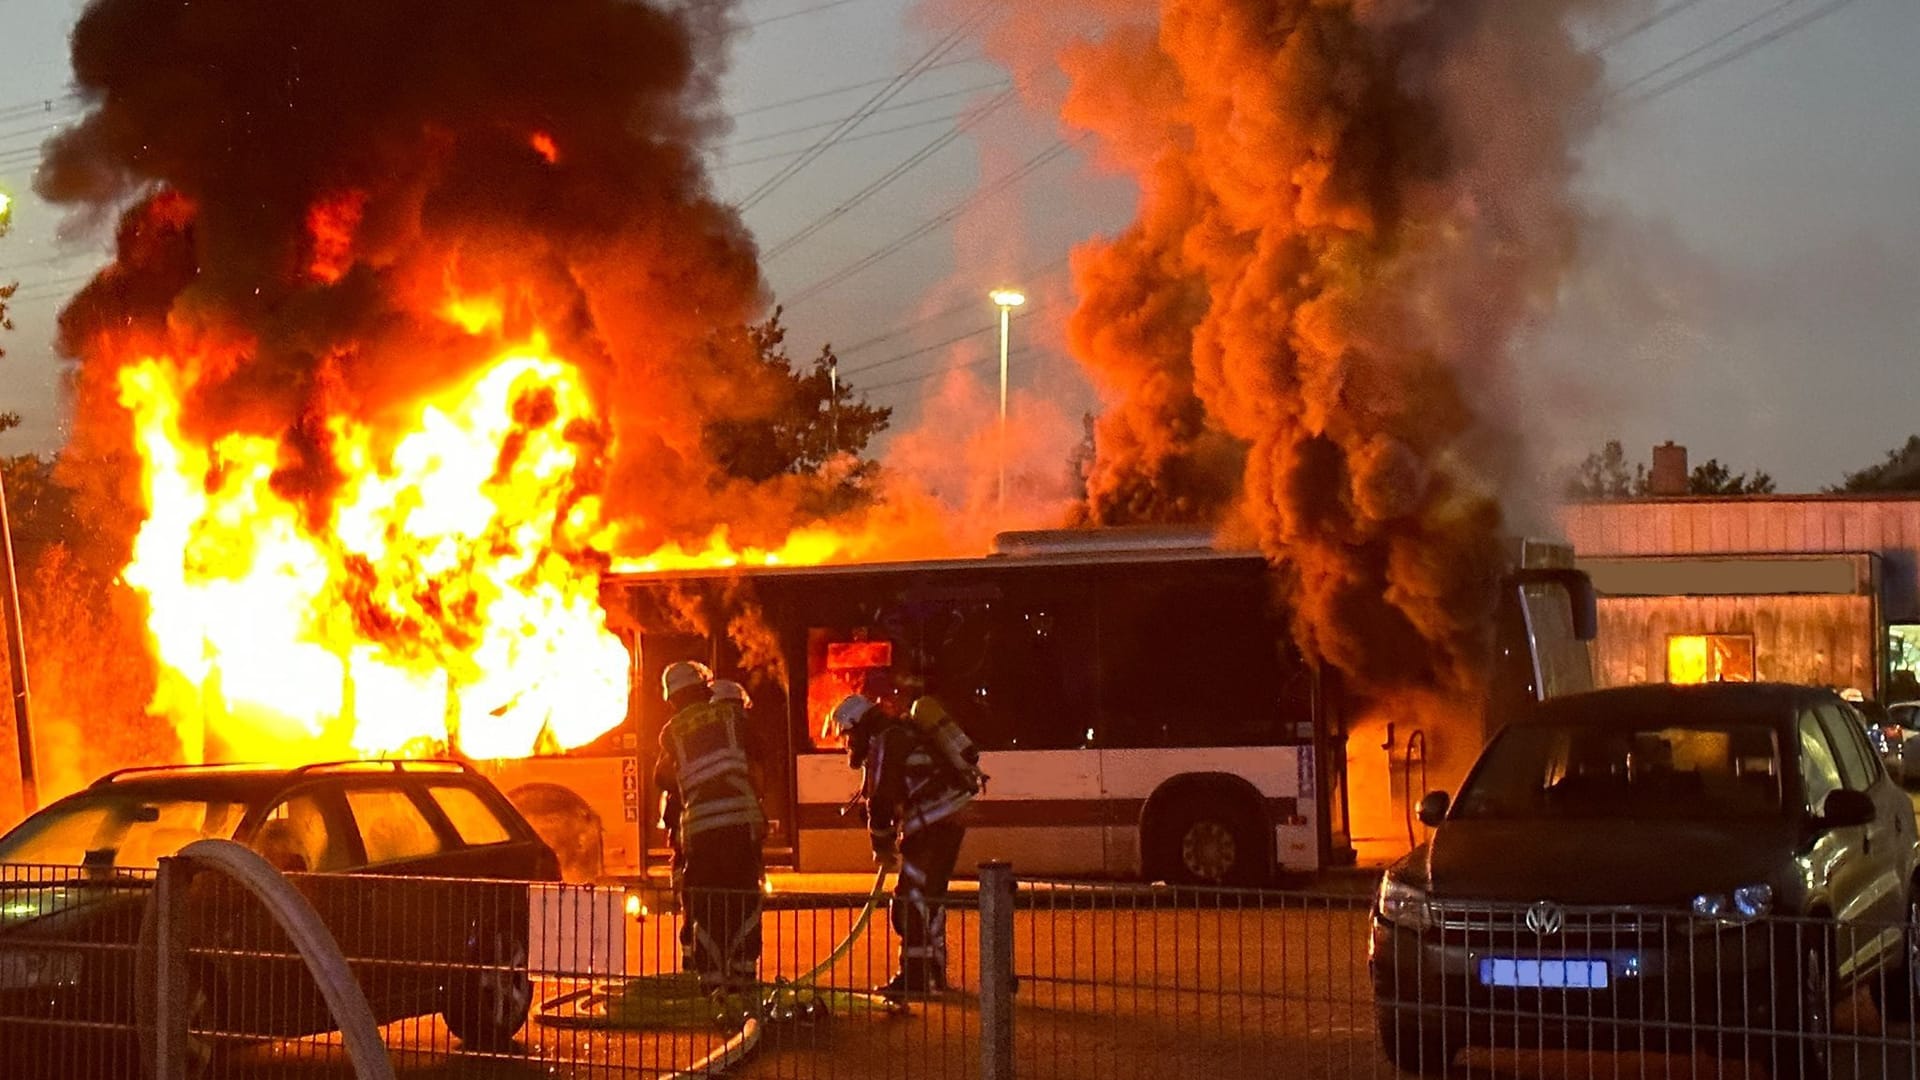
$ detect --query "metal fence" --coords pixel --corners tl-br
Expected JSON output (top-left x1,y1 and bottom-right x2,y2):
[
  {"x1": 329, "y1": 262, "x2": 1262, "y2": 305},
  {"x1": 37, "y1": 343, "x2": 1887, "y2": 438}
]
[{"x1": 2, "y1": 859, "x2": 1917, "y2": 1079}]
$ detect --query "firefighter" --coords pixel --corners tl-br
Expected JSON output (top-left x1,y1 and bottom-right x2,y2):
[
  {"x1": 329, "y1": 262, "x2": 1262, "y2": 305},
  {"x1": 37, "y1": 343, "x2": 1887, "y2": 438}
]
[
  {"x1": 656, "y1": 661, "x2": 765, "y2": 995},
  {"x1": 907, "y1": 695, "x2": 987, "y2": 796},
  {"x1": 830, "y1": 692, "x2": 975, "y2": 999},
  {"x1": 711, "y1": 678, "x2": 753, "y2": 711}
]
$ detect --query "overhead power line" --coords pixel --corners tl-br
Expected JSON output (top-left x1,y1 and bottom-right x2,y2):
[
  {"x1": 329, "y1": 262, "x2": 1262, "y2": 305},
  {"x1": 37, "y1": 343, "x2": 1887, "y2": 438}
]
[
  {"x1": 743, "y1": 0, "x2": 871, "y2": 30},
  {"x1": 782, "y1": 135, "x2": 1082, "y2": 308},
  {"x1": 725, "y1": 80, "x2": 1007, "y2": 151},
  {"x1": 1610, "y1": 0, "x2": 1805, "y2": 100},
  {"x1": 858, "y1": 347, "x2": 1035, "y2": 399},
  {"x1": 0, "y1": 94, "x2": 78, "y2": 123},
  {"x1": 732, "y1": 58, "x2": 986, "y2": 120},
  {"x1": 761, "y1": 87, "x2": 1015, "y2": 261},
  {"x1": 1622, "y1": 0, "x2": 1866, "y2": 107},
  {"x1": 1599, "y1": 0, "x2": 1716, "y2": 51},
  {"x1": 735, "y1": 4, "x2": 988, "y2": 213},
  {"x1": 721, "y1": 108, "x2": 977, "y2": 170},
  {"x1": 9, "y1": 272, "x2": 97, "y2": 303},
  {"x1": 836, "y1": 253, "x2": 1071, "y2": 358}
]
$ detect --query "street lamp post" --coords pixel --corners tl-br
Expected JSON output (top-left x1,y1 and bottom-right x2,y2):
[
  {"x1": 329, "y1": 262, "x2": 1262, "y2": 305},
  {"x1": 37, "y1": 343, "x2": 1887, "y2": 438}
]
[{"x1": 988, "y1": 288, "x2": 1025, "y2": 516}]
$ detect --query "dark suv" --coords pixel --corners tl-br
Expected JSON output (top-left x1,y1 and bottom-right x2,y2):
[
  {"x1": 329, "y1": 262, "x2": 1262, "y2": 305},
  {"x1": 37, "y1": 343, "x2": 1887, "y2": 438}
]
[
  {"x1": 0, "y1": 760, "x2": 561, "y2": 1073},
  {"x1": 1371, "y1": 684, "x2": 1919, "y2": 1079}
]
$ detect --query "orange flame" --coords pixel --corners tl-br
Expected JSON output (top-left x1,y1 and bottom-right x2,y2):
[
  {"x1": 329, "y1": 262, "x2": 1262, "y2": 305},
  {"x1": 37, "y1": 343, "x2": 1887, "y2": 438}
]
[
  {"x1": 117, "y1": 322, "x2": 633, "y2": 762},
  {"x1": 305, "y1": 191, "x2": 366, "y2": 284},
  {"x1": 530, "y1": 132, "x2": 559, "y2": 165}
]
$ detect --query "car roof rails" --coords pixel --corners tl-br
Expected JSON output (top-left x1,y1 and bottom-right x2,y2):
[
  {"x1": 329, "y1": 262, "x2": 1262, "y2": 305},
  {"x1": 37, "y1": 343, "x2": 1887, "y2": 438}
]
[
  {"x1": 90, "y1": 762, "x2": 276, "y2": 787},
  {"x1": 89, "y1": 758, "x2": 477, "y2": 789},
  {"x1": 285, "y1": 759, "x2": 478, "y2": 779}
]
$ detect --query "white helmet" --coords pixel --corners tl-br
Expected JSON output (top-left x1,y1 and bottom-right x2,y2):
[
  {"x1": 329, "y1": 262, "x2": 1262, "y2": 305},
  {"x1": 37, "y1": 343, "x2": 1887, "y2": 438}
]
[
  {"x1": 829, "y1": 693, "x2": 876, "y2": 737},
  {"x1": 661, "y1": 660, "x2": 713, "y2": 701},
  {"x1": 712, "y1": 679, "x2": 753, "y2": 710}
]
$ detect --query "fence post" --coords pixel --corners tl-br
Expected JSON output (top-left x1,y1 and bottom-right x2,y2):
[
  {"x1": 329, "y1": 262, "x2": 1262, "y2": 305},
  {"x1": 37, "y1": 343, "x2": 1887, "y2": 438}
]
[
  {"x1": 151, "y1": 855, "x2": 185, "y2": 1080},
  {"x1": 978, "y1": 861, "x2": 1015, "y2": 1080}
]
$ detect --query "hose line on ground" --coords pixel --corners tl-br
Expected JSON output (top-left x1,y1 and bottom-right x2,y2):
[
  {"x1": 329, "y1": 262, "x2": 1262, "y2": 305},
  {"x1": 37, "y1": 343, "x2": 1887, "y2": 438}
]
[{"x1": 536, "y1": 864, "x2": 896, "y2": 1050}]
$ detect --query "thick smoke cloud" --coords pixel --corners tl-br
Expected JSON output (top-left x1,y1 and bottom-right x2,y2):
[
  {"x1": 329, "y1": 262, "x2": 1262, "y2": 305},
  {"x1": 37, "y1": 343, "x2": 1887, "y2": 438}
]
[
  {"x1": 974, "y1": 0, "x2": 1611, "y2": 712},
  {"x1": 38, "y1": 0, "x2": 767, "y2": 556}
]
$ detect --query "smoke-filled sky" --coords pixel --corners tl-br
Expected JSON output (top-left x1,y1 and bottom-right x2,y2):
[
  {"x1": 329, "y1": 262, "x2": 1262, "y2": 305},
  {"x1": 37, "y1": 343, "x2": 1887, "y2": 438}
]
[{"x1": 0, "y1": 0, "x2": 1916, "y2": 495}]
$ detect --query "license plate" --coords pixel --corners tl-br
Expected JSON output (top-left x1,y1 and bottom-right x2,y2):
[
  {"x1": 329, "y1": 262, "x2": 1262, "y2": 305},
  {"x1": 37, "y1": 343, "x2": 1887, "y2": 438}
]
[{"x1": 1477, "y1": 958, "x2": 1609, "y2": 989}]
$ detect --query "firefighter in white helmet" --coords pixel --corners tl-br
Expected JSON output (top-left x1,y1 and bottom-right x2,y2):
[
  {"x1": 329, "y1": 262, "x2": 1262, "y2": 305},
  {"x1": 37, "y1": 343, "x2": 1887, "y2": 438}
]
[
  {"x1": 655, "y1": 660, "x2": 764, "y2": 994},
  {"x1": 711, "y1": 679, "x2": 753, "y2": 710},
  {"x1": 831, "y1": 691, "x2": 977, "y2": 999}
]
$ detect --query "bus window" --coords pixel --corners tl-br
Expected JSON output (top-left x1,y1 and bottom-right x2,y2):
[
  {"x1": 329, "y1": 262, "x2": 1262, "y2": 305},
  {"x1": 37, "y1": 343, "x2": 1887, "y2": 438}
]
[
  {"x1": 985, "y1": 587, "x2": 1098, "y2": 751},
  {"x1": 804, "y1": 593, "x2": 1001, "y2": 747},
  {"x1": 1097, "y1": 564, "x2": 1304, "y2": 748},
  {"x1": 806, "y1": 629, "x2": 892, "y2": 749}
]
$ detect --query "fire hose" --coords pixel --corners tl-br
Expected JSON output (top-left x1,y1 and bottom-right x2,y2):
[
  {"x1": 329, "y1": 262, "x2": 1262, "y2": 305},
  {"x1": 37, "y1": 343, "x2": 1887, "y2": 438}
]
[{"x1": 536, "y1": 866, "x2": 898, "y2": 1077}]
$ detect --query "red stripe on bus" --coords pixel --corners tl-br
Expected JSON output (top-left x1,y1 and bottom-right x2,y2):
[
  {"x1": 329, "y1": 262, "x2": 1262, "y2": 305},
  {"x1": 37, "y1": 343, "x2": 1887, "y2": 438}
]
[{"x1": 795, "y1": 796, "x2": 1299, "y2": 831}]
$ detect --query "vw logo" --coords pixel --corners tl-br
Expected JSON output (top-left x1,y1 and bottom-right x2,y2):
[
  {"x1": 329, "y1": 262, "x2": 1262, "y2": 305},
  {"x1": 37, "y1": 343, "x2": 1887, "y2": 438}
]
[{"x1": 1524, "y1": 901, "x2": 1565, "y2": 937}]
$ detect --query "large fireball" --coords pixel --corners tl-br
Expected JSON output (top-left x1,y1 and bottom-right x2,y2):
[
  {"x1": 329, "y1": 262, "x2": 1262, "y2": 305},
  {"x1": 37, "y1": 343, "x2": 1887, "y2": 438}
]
[{"x1": 118, "y1": 320, "x2": 629, "y2": 761}]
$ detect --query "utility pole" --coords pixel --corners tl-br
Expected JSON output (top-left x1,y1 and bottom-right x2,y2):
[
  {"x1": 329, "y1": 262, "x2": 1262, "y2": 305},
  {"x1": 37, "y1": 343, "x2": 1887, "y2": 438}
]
[
  {"x1": 0, "y1": 473, "x2": 37, "y2": 814},
  {"x1": 0, "y1": 189, "x2": 38, "y2": 814},
  {"x1": 827, "y1": 353, "x2": 839, "y2": 457}
]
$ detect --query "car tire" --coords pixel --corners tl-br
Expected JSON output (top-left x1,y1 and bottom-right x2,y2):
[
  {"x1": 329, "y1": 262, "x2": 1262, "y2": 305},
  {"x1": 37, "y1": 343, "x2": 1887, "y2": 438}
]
[
  {"x1": 1769, "y1": 931, "x2": 1834, "y2": 1080},
  {"x1": 1154, "y1": 798, "x2": 1267, "y2": 887},
  {"x1": 1870, "y1": 895, "x2": 1920, "y2": 1024},
  {"x1": 1376, "y1": 1006, "x2": 1453, "y2": 1076},
  {"x1": 444, "y1": 923, "x2": 533, "y2": 1050}
]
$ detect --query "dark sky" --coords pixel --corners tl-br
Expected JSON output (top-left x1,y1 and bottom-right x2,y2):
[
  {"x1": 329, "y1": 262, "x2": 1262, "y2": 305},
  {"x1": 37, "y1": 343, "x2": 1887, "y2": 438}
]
[{"x1": 0, "y1": 0, "x2": 1916, "y2": 494}]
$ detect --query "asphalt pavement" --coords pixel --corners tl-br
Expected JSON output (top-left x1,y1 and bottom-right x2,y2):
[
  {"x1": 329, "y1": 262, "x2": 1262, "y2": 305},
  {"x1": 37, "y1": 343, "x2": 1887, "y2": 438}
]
[{"x1": 180, "y1": 892, "x2": 1920, "y2": 1080}]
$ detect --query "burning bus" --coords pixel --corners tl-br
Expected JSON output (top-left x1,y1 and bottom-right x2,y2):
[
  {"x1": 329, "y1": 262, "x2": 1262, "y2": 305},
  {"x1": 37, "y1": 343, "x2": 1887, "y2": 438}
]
[{"x1": 523, "y1": 526, "x2": 1596, "y2": 885}]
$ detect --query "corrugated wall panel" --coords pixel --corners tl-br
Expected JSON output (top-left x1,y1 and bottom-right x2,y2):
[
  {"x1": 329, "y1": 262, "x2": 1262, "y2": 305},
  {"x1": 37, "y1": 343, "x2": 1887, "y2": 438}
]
[
  {"x1": 1593, "y1": 595, "x2": 1876, "y2": 693},
  {"x1": 1556, "y1": 501, "x2": 1920, "y2": 623}
]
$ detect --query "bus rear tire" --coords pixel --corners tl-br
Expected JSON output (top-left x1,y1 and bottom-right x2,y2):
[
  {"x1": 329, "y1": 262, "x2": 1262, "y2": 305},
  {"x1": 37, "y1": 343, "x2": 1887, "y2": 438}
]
[{"x1": 1153, "y1": 798, "x2": 1266, "y2": 887}]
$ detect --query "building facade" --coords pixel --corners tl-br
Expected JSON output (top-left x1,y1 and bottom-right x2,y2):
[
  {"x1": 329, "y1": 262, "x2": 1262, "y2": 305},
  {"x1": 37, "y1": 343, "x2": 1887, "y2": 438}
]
[{"x1": 1557, "y1": 495, "x2": 1920, "y2": 702}]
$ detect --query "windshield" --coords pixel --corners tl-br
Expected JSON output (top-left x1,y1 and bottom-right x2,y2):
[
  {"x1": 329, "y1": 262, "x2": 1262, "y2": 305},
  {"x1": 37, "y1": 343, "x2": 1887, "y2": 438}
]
[
  {"x1": 0, "y1": 794, "x2": 250, "y2": 869},
  {"x1": 1452, "y1": 722, "x2": 1783, "y2": 821}
]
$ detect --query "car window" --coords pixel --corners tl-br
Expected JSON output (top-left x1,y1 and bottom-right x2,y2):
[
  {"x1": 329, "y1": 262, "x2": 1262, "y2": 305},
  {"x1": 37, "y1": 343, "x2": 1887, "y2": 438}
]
[
  {"x1": 1798, "y1": 713, "x2": 1845, "y2": 814},
  {"x1": 1451, "y1": 721, "x2": 1782, "y2": 820},
  {"x1": 0, "y1": 795, "x2": 246, "y2": 869},
  {"x1": 254, "y1": 794, "x2": 353, "y2": 872},
  {"x1": 344, "y1": 788, "x2": 444, "y2": 864},
  {"x1": 426, "y1": 785, "x2": 513, "y2": 846},
  {"x1": 1816, "y1": 704, "x2": 1876, "y2": 791}
]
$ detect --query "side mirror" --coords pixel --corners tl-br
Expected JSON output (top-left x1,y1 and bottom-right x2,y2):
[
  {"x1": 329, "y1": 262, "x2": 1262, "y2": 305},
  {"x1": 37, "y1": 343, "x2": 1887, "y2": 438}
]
[
  {"x1": 1818, "y1": 789, "x2": 1876, "y2": 829},
  {"x1": 1417, "y1": 791, "x2": 1451, "y2": 828}
]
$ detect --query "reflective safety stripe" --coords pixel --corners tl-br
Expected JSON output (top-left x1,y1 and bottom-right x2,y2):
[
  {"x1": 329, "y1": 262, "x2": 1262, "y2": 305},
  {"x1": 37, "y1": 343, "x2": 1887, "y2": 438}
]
[
  {"x1": 684, "y1": 798, "x2": 763, "y2": 837},
  {"x1": 680, "y1": 750, "x2": 749, "y2": 790},
  {"x1": 904, "y1": 786, "x2": 971, "y2": 835},
  {"x1": 664, "y1": 701, "x2": 756, "y2": 794},
  {"x1": 729, "y1": 911, "x2": 761, "y2": 948}
]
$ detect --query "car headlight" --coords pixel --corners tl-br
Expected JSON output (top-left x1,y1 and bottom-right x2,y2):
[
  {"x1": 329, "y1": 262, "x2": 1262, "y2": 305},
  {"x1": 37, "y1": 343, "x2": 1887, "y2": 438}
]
[
  {"x1": 0, "y1": 948, "x2": 82, "y2": 991},
  {"x1": 1377, "y1": 877, "x2": 1431, "y2": 930},
  {"x1": 1691, "y1": 883, "x2": 1772, "y2": 923}
]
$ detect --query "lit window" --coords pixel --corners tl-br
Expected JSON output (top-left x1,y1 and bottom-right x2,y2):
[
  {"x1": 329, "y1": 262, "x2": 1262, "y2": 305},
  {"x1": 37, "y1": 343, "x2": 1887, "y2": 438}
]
[{"x1": 1667, "y1": 634, "x2": 1756, "y2": 685}]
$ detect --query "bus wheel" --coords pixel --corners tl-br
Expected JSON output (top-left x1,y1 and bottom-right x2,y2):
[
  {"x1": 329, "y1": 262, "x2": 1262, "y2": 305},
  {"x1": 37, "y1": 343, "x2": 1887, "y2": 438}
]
[{"x1": 1157, "y1": 799, "x2": 1264, "y2": 887}]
